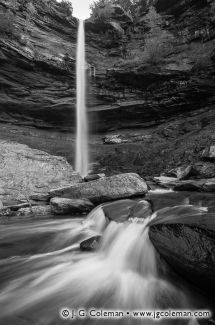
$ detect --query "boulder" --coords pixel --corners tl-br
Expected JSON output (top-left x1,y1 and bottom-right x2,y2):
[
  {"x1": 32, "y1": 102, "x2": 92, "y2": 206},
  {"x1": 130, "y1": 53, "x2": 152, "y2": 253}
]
[
  {"x1": 202, "y1": 145, "x2": 215, "y2": 160},
  {"x1": 85, "y1": 199, "x2": 152, "y2": 224},
  {"x1": 49, "y1": 173, "x2": 148, "y2": 204},
  {"x1": 164, "y1": 166, "x2": 192, "y2": 180},
  {"x1": 102, "y1": 199, "x2": 137, "y2": 222},
  {"x1": 50, "y1": 198, "x2": 94, "y2": 215},
  {"x1": 0, "y1": 140, "x2": 82, "y2": 203},
  {"x1": 149, "y1": 223, "x2": 215, "y2": 296},
  {"x1": 80, "y1": 236, "x2": 102, "y2": 251},
  {"x1": 102, "y1": 199, "x2": 152, "y2": 222},
  {"x1": 192, "y1": 162, "x2": 215, "y2": 179},
  {"x1": 164, "y1": 162, "x2": 215, "y2": 180},
  {"x1": 16, "y1": 206, "x2": 53, "y2": 219}
]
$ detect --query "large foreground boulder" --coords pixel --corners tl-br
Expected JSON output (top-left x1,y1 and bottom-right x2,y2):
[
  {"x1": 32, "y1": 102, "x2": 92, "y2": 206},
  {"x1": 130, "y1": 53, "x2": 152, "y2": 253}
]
[
  {"x1": 49, "y1": 173, "x2": 148, "y2": 204},
  {"x1": 0, "y1": 140, "x2": 81, "y2": 203},
  {"x1": 50, "y1": 198, "x2": 94, "y2": 215},
  {"x1": 149, "y1": 217, "x2": 215, "y2": 296}
]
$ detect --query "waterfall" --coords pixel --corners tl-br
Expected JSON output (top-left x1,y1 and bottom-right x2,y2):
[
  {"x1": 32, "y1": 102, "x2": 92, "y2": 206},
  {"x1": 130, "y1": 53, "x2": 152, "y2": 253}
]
[
  {"x1": 75, "y1": 19, "x2": 89, "y2": 177},
  {"x1": 0, "y1": 209, "x2": 201, "y2": 324}
]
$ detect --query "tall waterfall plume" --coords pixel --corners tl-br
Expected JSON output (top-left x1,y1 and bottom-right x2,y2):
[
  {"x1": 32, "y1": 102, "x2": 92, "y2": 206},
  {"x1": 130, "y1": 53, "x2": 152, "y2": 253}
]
[{"x1": 75, "y1": 19, "x2": 89, "y2": 177}]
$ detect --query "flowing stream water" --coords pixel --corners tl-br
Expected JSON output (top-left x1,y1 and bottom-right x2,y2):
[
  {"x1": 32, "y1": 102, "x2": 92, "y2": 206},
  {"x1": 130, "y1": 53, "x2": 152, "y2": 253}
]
[
  {"x1": 75, "y1": 19, "x2": 88, "y2": 177},
  {"x1": 0, "y1": 192, "x2": 213, "y2": 325}
]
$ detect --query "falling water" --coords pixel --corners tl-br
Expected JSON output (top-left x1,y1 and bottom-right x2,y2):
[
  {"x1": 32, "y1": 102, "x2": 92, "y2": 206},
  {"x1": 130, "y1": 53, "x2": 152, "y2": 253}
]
[
  {"x1": 0, "y1": 204, "x2": 206, "y2": 324},
  {"x1": 75, "y1": 19, "x2": 88, "y2": 177}
]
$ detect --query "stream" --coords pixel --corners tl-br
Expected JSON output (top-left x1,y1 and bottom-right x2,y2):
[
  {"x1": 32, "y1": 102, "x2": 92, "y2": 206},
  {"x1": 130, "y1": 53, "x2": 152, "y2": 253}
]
[{"x1": 0, "y1": 190, "x2": 214, "y2": 325}]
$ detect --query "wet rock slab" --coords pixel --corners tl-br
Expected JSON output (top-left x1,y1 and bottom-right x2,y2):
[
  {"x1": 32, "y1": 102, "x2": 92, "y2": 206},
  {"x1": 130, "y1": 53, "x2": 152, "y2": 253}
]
[
  {"x1": 102, "y1": 199, "x2": 152, "y2": 222},
  {"x1": 50, "y1": 198, "x2": 95, "y2": 215},
  {"x1": 80, "y1": 236, "x2": 102, "y2": 251},
  {"x1": 49, "y1": 173, "x2": 148, "y2": 204},
  {"x1": 149, "y1": 222, "x2": 215, "y2": 296}
]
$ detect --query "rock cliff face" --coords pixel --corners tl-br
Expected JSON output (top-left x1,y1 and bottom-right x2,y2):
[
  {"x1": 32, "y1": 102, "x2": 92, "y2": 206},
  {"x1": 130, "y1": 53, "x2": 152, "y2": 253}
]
[
  {"x1": 1, "y1": 0, "x2": 214, "y2": 130},
  {"x1": 0, "y1": 0, "x2": 78, "y2": 129},
  {"x1": 1, "y1": 0, "x2": 215, "y2": 176},
  {"x1": 90, "y1": 0, "x2": 215, "y2": 132}
]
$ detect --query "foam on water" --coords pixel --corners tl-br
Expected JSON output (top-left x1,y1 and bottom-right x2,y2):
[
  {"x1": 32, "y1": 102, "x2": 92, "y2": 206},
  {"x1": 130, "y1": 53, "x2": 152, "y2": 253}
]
[{"x1": 0, "y1": 205, "x2": 205, "y2": 324}]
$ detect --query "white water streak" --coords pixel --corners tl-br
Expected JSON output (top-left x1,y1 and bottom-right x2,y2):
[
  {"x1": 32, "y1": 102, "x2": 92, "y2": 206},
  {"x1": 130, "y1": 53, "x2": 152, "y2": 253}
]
[{"x1": 75, "y1": 19, "x2": 89, "y2": 177}]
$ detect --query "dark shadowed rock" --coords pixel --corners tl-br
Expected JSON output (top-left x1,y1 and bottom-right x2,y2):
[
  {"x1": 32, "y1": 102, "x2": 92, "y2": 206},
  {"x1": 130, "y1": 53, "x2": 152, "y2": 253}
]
[
  {"x1": 155, "y1": 176, "x2": 215, "y2": 192},
  {"x1": 50, "y1": 197, "x2": 94, "y2": 215},
  {"x1": 164, "y1": 166, "x2": 192, "y2": 180},
  {"x1": 153, "y1": 176, "x2": 179, "y2": 187},
  {"x1": 49, "y1": 173, "x2": 148, "y2": 204},
  {"x1": 95, "y1": 199, "x2": 152, "y2": 223},
  {"x1": 172, "y1": 180, "x2": 203, "y2": 191},
  {"x1": 149, "y1": 223, "x2": 215, "y2": 296},
  {"x1": 192, "y1": 162, "x2": 215, "y2": 179},
  {"x1": 102, "y1": 199, "x2": 137, "y2": 222},
  {"x1": 154, "y1": 177, "x2": 209, "y2": 191},
  {"x1": 80, "y1": 236, "x2": 102, "y2": 251},
  {"x1": 164, "y1": 162, "x2": 215, "y2": 180},
  {"x1": 29, "y1": 194, "x2": 51, "y2": 202}
]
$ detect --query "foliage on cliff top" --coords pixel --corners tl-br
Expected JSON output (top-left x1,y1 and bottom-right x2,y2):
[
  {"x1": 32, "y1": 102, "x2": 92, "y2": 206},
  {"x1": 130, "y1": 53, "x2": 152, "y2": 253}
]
[
  {"x1": 90, "y1": 0, "x2": 139, "y2": 20},
  {"x1": 116, "y1": 5, "x2": 175, "y2": 67},
  {"x1": 142, "y1": 6, "x2": 175, "y2": 64}
]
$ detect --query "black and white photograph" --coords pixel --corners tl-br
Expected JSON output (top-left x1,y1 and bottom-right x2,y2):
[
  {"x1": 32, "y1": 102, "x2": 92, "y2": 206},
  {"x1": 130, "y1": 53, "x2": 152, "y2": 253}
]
[{"x1": 0, "y1": 0, "x2": 215, "y2": 324}]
